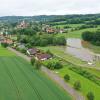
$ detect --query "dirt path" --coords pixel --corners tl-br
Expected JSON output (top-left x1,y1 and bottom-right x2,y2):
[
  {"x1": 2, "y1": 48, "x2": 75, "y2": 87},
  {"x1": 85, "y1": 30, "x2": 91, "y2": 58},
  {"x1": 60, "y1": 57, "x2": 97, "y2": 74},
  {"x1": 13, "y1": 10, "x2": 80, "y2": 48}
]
[{"x1": 8, "y1": 47, "x2": 85, "y2": 100}]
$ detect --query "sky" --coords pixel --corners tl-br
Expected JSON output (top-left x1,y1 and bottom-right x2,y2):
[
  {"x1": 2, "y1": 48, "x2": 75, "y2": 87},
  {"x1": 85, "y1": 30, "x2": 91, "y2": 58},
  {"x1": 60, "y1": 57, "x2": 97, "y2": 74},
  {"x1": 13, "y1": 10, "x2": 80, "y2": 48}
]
[{"x1": 0, "y1": 0, "x2": 100, "y2": 16}]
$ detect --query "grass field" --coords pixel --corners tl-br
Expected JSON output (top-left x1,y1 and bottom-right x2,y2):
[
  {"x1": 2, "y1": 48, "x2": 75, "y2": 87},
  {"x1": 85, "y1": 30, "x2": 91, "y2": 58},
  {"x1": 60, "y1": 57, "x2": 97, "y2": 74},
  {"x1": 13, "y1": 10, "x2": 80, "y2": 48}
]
[
  {"x1": 53, "y1": 24, "x2": 83, "y2": 28},
  {"x1": 56, "y1": 26, "x2": 100, "y2": 38},
  {"x1": 0, "y1": 46, "x2": 71, "y2": 100},
  {"x1": 0, "y1": 46, "x2": 15, "y2": 56},
  {"x1": 56, "y1": 66, "x2": 100, "y2": 100}
]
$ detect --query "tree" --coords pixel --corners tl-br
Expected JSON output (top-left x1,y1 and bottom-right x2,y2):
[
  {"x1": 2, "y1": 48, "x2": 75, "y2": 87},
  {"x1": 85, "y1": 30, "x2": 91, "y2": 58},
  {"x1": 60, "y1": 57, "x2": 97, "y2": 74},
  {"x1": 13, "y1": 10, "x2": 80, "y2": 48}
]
[
  {"x1": 87, "y1": 92, "x2": 94, "y2": 100},
  {"x1": 46, "y1": 49, "x2": 53, "y2": 56},
  {"x1": 34, "y1": 61, "x2": 41, "y2": 70},
  {"x1": 82, "y1": 31, "x2": 93, "y2": 41},
  {"x1": 74, "y1": 81, "x2": 81, "y2": 90},
  {"x1": 45, "y1": 59, "x2": 63, "y2": 70},
  {"x1": 1, "y1": 42, "x2": 8, "y2": 48},
  {"x1": 64, "y1": 74, "x2": 70, "y2": 82},
  {"x1": 31, "y1": 57, "x2": 35, "y2": 66}
]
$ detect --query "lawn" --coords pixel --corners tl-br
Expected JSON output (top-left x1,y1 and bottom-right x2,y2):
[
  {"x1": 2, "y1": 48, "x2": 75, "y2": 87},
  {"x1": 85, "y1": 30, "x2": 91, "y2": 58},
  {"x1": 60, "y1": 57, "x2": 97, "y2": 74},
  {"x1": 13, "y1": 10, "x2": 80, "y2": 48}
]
[
  {"x1": 0, "y1": 46, "x2": 71, "y2": 100},
  {"x1": 0, "y1": 46, "x2": 15, "y2": 56},
  {"x1": 56, "y1": 66, "x2": 100, "y2": 100}
]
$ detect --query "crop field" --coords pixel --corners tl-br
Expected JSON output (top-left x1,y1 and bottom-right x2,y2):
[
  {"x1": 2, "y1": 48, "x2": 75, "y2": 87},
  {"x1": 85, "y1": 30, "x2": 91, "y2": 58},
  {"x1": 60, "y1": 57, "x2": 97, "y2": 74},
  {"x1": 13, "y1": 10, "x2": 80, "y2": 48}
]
[{"x1": 0, "y1": 47, "x2": 71, "y2": 100}]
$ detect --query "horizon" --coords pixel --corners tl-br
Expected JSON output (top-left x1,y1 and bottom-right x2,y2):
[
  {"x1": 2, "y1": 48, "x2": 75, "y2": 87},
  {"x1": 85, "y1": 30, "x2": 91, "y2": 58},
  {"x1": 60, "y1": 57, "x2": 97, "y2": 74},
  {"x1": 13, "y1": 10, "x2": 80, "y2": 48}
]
[{"x1": 0, "y1": 13, "x2": 100, "y2": 17}]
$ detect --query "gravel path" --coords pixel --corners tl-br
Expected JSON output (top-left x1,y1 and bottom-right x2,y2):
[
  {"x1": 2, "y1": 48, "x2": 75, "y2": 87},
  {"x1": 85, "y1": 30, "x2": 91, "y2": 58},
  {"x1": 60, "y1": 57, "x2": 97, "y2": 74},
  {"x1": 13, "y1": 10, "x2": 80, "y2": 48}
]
[{"x1": 8, "y1": 47, "x2": 85, "y2": 100}]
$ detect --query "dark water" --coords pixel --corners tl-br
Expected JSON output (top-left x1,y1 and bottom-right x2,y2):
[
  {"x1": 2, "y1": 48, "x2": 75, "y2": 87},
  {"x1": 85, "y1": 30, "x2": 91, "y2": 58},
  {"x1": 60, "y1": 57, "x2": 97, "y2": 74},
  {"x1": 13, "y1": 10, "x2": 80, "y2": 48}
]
[{"x1": 64, "y1": 38, "x2": 94, "y2": 62}]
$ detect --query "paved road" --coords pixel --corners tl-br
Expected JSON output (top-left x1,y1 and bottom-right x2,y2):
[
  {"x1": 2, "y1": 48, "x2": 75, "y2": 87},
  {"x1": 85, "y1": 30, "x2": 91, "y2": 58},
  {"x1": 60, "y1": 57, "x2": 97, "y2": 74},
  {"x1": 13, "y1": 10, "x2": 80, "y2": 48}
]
[{"x1": 8, "y1": 47, "x2": 85, "y2": 100}]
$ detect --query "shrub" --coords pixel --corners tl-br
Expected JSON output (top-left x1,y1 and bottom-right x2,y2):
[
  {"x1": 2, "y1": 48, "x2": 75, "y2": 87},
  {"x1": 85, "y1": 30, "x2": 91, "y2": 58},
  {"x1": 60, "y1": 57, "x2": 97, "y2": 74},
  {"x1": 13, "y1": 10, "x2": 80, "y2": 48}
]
[
  {"x1": 74, "y1": 81, "x2": 81, "y2": 90},
  {"x1": 1, "y1": 42, "x2": 8, "y2": 48},
  {"x1": 87, "y1": 92, "x2": 94, "y2": 100},
  {"x1": 46, "y1": 49, "x2": 53, "y2": 56},
  {"x1": 20, "y1": 49, "x2": 26, "y2": 54},
  {"x1": 64, "y1": 74, "x2": 70, "y2": 82},
  {"x1": 44, "y1": 59, "x2": 63, "y2": 70},
  {"x1": 34, "y1": 61, "x2": 41, "y2": 70},
  {"x1": 31, "y1": 57, "x2": 36, "y2": 65}
]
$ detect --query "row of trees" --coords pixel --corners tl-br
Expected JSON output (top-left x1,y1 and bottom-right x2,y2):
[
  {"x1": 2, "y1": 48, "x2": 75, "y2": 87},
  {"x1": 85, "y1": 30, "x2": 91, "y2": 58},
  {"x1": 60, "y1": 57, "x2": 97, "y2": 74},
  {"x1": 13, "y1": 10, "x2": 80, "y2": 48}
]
[
  {"x1": 82, "y1": 31, "x2": 100, "y2": 46},
  {"x1": 64, "y1": 74, "x2": 94, "y2": 100},
  {"x1": 18, "y1": 34, "x2": 66, "y2": 47},
  {"x1": 69, "y1": 66, "x2": 100, "y2": 86}
]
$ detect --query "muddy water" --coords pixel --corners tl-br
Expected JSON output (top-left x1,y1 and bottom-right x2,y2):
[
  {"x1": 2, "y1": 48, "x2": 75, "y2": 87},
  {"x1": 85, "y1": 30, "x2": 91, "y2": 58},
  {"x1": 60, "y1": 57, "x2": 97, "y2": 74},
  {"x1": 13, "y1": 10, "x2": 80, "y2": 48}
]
[{"x1": 64, "y1": 38, "x2": 95, "y2": 62}]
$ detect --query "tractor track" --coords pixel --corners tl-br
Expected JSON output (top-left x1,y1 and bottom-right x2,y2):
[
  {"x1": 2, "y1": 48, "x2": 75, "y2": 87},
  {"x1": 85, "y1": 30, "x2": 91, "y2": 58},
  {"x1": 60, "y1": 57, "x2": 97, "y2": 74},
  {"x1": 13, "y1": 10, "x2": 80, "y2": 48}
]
[
  {"x1": 13, "y1": 57, "x2": 43, "y2": 100},
  {"x1": 17, "y1": 57, "x2": 63, "y2": 100},
  {"x1": 0, "y1": 58, "x2": 22, "y2": 100}
]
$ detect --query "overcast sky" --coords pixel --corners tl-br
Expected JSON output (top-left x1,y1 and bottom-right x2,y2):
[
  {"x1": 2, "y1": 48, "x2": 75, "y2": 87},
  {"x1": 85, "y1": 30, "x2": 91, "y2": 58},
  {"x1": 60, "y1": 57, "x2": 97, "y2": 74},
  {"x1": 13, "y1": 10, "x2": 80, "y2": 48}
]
[{"x1": 0, "y1": 0, "x2": 100, "y2": 16}]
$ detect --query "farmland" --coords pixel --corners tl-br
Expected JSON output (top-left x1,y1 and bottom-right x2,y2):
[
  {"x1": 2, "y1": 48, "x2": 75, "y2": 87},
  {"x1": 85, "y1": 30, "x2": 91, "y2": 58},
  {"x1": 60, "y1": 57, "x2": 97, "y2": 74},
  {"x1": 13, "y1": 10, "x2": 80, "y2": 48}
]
[{"x1": 0, "y1": 46, "x2": 71, "y2": 100}]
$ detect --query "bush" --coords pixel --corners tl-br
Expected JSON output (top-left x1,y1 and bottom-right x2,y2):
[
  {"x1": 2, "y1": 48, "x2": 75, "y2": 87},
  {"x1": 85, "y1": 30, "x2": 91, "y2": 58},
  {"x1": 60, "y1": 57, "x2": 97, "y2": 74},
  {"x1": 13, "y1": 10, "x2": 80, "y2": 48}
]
[
  {"x1": 46, "y1": 49, "x2": 53, "y2": 56},
  {"x1": 87, "y1": 92, "x2": 94, "y2": 100},
  {"x1": 31, "y1": 57, "x2": 36, "y2": 65},
  {"x1": 20, "y1": 49, "x2": 26, "y2": 54},
  {"x1": 1, "y1": 42, "x2": 8, "y2": 48},
  {"x1": 74, "y1": 81, "x2": 81, "y2": 90},
  {"x1": 44, "y1": 59, "x2": 63, "y2": 70},
  {"x1": 64, "y1": 74, "x2": 70, "y2": 82},
  {"x1": 34, "y1": 61, "x2": 41, "y2": 70}
]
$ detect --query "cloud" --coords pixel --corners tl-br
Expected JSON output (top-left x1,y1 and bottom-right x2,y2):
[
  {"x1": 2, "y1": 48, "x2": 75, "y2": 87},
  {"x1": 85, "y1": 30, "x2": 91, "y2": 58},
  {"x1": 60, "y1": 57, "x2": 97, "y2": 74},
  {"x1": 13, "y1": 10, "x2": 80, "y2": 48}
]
[{"x1": 0, "y1": 0, "x2": 100, "y2": 16}]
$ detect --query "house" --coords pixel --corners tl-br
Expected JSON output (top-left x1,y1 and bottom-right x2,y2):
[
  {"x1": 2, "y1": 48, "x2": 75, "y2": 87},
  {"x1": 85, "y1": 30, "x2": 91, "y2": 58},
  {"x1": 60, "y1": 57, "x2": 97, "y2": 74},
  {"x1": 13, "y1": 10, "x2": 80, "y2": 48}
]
[
  {"x1": 1, "y1": 39, "x2": 13, "y2": 44},
  {"x1": 27, "y1": 48, "x2": 39, "y2": 56},
  {"x1": 17, "y1": 44, "x2": 26, "y2": 49},
  {"x1": 36, "y1": 53, "x2": 52, "y2": 61},
  {"x1": 46, "y1": 28, "x2": 55, "y2": 33}
]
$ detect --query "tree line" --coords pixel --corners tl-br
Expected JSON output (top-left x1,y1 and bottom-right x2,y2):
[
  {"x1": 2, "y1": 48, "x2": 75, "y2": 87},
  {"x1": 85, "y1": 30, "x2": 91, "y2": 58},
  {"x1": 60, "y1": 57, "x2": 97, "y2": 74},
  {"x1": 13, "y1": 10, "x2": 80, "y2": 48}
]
[{"x1": 82, "y1": 31, "x2": 100, "y2": 46}]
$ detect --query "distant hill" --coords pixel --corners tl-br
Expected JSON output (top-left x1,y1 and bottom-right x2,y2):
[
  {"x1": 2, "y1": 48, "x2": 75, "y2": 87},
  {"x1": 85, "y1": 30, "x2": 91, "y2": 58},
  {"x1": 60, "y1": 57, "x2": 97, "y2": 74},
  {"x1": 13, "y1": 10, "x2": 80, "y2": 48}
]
[{"x1": 0, "y1": 14, "x2": 100, "y2": 23}]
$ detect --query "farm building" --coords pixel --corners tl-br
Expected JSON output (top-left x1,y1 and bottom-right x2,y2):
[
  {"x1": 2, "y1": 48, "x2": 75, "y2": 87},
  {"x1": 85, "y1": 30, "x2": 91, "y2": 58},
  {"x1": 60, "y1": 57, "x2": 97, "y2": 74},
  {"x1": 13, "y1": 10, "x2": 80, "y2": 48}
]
[{"x1": 27, "y1": 48, "x2": 39, "y2": 56}]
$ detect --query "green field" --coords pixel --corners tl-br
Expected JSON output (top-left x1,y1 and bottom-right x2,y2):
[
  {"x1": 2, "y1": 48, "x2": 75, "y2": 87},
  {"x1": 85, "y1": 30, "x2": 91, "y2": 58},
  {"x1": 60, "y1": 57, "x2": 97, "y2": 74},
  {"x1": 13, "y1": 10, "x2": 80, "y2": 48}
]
[
  {"x1": 56, "y1": 26, "x2": 100, "y2": 38},
  {"x1": 53, "y1": 24, "x2": 83, "y2": 28},
  {"x1": 0, "y1": 46, "x2": 15, "y2": 56},
  {"x1": 0, "y1": 47, "x2": 71, "y2": 100},
  {"x1": 56, "y1": 66, "x2": 100, "y2": 100}
]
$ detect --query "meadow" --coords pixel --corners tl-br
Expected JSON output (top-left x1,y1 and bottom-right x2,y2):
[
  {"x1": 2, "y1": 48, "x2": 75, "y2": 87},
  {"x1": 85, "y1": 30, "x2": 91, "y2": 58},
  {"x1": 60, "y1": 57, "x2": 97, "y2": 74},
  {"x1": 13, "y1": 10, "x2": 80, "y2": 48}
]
[
  {"x1": 0, "y1": 46, "x2": 71, "y2": 100},
  {"x1": 56, "y1": 66, "x2": 100, "y2": 100},
  {"x1": 56, "y1": 25, "x2": 100, "y2": 38}
]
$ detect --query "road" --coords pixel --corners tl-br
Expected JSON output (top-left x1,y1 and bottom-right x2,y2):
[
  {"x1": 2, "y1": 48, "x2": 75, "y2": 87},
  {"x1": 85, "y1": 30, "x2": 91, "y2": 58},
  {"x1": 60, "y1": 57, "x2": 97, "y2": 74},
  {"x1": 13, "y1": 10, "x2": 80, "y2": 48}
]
[{"x1": 8, "y1": 47, "x2": 85, "y2": 100}]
